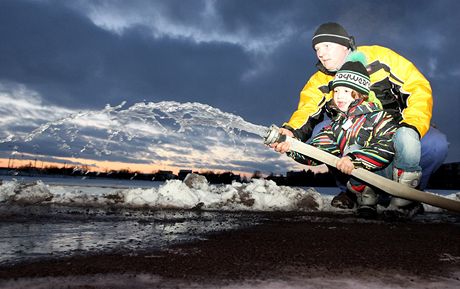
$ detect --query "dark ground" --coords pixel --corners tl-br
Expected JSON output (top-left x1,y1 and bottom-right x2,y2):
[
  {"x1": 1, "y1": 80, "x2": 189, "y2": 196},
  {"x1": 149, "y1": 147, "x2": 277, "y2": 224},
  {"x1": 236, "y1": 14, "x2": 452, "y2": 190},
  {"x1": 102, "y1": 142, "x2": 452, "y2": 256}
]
[{"x1": 0, "y1": 212, "x2": 459, "y2": 288}]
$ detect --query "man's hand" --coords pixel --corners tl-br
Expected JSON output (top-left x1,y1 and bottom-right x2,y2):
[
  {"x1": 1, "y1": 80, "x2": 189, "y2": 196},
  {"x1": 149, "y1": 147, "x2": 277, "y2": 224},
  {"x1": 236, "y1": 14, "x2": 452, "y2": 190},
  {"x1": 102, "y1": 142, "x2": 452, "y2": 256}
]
[
  {"x1": 269, "y1": 128, "x2": 294, "y2": 153},
  {"x1": 336, "y1": 156, "x2": 355, "y2": 175}
]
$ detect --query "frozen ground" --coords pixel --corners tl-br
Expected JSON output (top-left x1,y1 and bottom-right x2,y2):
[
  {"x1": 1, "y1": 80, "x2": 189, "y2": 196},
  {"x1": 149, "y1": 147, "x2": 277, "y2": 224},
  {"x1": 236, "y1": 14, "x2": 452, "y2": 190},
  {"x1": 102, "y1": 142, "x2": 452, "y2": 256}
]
[
  {"x1": 1, "y1": 271, "x2": 460, "y2": 289},
  {"x1": 0, "y1": 175, "x2": 459, "y2": 288},
  {"x1": 1, "y1": 175, "x2": 459, "y2": 264}
]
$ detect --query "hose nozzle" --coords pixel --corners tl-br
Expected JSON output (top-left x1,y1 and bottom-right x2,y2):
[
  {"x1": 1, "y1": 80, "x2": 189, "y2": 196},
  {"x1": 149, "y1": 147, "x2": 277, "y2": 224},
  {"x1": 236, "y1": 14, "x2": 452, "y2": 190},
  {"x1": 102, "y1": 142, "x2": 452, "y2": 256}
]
[{"x1": 263, "y1": 124, "x2": 285, "y2": 145}]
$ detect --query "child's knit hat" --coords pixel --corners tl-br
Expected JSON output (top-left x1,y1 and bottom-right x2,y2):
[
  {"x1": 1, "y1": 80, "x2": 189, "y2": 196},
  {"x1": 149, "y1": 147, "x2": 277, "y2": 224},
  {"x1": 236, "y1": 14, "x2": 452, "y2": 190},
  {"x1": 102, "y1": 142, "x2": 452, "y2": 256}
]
[{"x1": 331, "y1": 51, "x2": 370, "y2": 96}]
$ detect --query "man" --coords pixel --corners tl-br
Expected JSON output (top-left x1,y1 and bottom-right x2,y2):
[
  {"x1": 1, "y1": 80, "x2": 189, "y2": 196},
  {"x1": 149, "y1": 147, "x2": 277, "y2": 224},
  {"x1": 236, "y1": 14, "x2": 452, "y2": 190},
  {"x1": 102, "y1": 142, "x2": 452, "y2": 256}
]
[{"x1": 272, "y1": 22, "x2": 448, "y2": 214}]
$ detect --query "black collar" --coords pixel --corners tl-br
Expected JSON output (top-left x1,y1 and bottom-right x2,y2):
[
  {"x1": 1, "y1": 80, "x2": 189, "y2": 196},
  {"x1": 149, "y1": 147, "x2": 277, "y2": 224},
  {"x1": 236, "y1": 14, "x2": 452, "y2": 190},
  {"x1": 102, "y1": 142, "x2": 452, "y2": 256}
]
[{"x1": 315, "y1": 61, "x2": 336, "y2": 76}]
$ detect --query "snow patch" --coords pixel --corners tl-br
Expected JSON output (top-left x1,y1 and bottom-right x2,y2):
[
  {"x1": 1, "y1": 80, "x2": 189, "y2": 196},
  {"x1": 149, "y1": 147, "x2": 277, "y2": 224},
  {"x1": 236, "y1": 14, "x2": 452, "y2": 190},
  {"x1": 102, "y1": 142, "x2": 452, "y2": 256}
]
[{"x1": 0, "y1": 180, "x2": 53, "y2": 204}]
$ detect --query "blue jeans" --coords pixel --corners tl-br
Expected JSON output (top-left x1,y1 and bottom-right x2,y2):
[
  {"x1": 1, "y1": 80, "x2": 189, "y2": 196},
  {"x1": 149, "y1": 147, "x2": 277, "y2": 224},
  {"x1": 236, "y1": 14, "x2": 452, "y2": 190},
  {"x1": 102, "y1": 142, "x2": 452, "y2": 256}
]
[
  {"x1": 310, "y1": 119, "x2": 449, "y2": 191},
  {"x1": 393, "y1": 127, "x2": 421, "y2": 172}
]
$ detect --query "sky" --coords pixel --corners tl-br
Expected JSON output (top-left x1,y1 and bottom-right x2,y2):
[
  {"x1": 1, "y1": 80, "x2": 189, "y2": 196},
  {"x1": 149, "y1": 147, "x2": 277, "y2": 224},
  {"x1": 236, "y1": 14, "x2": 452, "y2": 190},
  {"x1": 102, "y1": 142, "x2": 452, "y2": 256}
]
[{"x1": 0, "y1": 0, "x2": 459, "y2": 176}]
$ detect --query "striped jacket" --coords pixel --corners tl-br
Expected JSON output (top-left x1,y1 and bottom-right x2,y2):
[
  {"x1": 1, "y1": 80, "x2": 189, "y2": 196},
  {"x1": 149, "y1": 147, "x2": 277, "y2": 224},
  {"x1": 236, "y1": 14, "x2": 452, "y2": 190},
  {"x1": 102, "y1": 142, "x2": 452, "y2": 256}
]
[
  {"x1": 285, "y1": 45, "x2": 432, "y2": 142},
  {"x1": 288, "y1": 99, "x2": 397, "y2": 171}
]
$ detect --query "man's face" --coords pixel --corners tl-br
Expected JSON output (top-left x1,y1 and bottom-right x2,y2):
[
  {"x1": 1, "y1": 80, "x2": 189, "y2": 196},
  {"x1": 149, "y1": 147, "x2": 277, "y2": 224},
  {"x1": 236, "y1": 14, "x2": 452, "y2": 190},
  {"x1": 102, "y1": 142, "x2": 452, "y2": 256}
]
[{"x1": 314, "y1": 42, "x2": 349, "y2": 71}]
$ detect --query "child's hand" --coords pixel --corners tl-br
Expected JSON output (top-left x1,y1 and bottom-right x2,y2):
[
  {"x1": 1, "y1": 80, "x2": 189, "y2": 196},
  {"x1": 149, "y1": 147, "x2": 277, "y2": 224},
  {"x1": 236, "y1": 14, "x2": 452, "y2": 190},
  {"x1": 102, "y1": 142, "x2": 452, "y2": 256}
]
[{"x1": 336, "y1": 156, "x2": 354, "y2": 175}]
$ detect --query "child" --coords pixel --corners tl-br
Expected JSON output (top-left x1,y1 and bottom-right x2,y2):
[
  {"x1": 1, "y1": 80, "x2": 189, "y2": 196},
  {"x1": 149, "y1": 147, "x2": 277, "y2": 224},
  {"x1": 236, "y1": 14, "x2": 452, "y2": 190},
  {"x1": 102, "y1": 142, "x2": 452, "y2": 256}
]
[{"x1": 288, "y1": 52, "x2": 398, "y2": 218}]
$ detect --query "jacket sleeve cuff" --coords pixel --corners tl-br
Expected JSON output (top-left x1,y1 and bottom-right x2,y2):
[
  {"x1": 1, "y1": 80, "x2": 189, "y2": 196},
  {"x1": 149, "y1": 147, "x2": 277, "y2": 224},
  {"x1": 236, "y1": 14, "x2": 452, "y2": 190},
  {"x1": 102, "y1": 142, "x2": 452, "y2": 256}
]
[
  {"x1": 282, "y1": 123, "x2": 295, "y2": 132},
  {"x1": 282, "y1": 124, "x2": 305, "y2": 141},
  {"x1": 346, "y1": 153, "x2": 357, "y2": 160},
  {"x1": 346, "y1": 153, "x2": 362, "y2": 167}
]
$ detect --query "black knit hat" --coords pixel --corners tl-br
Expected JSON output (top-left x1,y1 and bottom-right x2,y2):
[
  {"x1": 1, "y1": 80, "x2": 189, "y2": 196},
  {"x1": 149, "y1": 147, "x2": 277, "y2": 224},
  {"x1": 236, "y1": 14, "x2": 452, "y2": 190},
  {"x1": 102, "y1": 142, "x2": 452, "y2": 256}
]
[
  {"x1": 331, "y1": 59, "x2": 370, "y2": 95},
  {"x1": 312, "y1": 22, "x2": 352, "y2": 49}
]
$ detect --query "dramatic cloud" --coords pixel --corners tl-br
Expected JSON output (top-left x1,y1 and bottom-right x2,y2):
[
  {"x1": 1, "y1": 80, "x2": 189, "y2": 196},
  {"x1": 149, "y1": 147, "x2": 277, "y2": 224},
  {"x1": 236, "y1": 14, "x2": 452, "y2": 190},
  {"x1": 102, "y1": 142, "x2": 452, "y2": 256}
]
[{"x1": 67, "y1": 0, "x2": 296, "y2": 54}]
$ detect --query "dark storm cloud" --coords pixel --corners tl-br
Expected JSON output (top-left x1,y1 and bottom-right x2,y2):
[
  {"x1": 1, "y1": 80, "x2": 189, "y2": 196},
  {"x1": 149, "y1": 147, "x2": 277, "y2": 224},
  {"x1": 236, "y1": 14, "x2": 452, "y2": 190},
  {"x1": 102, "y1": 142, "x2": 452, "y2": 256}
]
[
  {"x1": 0, "y1": 1, "x2": 115, "y2": 107},
  {"x1": 0, "y1": 0, "x2": 459, "y2": 170},
  {"x1": 0, "y1": 0, "x2": 253, "y2": 109}
]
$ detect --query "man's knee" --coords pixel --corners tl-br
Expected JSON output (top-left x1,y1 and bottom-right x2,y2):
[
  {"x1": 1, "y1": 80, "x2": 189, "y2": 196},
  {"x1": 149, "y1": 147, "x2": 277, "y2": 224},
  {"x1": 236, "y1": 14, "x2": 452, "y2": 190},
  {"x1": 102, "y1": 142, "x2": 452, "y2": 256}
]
[
  {"x1": 393, "y1": 127, "x2": 421, "y2": 171},
  {"x1": 394, "y1": 127, "x2": 421, "y2": 152}
]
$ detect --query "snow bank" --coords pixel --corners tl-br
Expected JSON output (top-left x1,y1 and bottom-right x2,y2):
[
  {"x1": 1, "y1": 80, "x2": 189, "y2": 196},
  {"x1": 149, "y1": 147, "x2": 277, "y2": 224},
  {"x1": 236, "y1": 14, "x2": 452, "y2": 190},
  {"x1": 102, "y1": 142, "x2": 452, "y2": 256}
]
[
  {"x1": 1, "y1": 174, "x2": 458, "y2": 214},
  {"x1": 0, "y1": 174, "x2": 322, "y2": 212}
]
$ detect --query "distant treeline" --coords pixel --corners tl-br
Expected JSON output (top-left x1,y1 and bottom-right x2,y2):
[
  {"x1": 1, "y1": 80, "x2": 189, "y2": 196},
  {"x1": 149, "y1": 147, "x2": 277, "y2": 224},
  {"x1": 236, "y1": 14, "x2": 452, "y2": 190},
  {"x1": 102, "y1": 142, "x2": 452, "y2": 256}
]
[
  {"x1": 0, "y1": 165, "x2": 244, "y2": 184},
  {"x1": 1, "y1": 162, "x2": 459, "y2": 189},
  {"x1": 0, "y1": 164, "x2": 336, "y2": 186}
]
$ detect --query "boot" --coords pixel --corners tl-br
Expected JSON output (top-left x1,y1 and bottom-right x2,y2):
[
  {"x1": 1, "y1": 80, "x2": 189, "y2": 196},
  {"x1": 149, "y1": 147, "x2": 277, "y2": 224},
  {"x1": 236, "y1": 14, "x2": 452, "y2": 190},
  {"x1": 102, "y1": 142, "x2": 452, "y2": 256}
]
[
  {"x1": 387, "y1": 169, "x2": 424, "y2": 218},
  {"x1": 347, "y1": 182, "x2": 378, "y2": 219},
  {"x1": 331, "y1": 190, "x2": 357, "y2": 209}
]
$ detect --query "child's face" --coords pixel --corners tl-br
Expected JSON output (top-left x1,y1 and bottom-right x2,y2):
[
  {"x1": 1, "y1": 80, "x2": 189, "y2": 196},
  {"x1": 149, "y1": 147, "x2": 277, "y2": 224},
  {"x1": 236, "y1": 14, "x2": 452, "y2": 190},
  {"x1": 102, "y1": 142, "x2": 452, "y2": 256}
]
[{"x1": 333, "y1": 86, "x2": 355, "y2": 112}]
